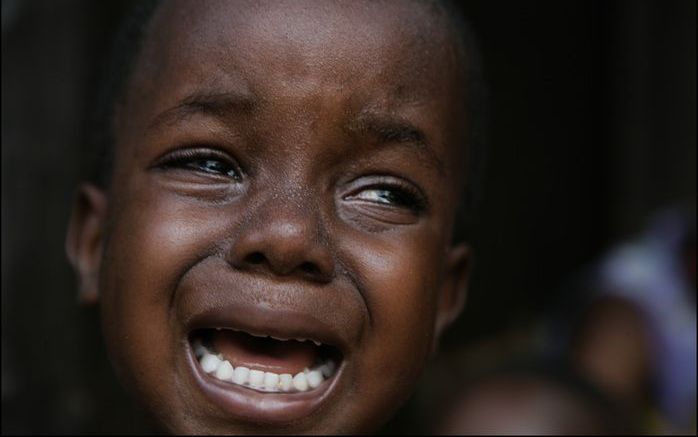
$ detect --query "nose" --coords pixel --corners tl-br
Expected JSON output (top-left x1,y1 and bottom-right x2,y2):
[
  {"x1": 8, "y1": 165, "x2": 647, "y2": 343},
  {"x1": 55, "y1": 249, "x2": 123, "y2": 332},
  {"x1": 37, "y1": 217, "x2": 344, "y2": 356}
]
[{"x1": 227, "y1": 197, "x2": 335, "y2": 283}]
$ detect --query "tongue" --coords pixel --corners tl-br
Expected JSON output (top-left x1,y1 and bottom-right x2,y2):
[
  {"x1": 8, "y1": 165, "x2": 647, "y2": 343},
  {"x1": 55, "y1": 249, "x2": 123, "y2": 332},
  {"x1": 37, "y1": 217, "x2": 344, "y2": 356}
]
[{"x1": 212, "y1": 330, "x2": 318, "y2": 375}]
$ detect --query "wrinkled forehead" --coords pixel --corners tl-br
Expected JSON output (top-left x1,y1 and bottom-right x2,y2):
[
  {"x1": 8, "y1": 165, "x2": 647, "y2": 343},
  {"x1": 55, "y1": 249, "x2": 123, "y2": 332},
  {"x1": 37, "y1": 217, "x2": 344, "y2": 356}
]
[{"x1": 125, "y1": 0, "x2": 463, "y2": 118}]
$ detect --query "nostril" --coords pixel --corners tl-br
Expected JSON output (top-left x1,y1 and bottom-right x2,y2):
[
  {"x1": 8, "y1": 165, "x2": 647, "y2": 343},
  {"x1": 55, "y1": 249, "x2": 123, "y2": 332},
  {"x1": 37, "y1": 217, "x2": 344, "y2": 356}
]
[
  {"x1": 237, "y1": 252, "x2": 329, "y2": 280},
  {"x1": 245, "y1": 252, "x2": 265, "y2": 265},
  {"x1": 299, "y1": 262, "x2": 320, "y2": 276}
]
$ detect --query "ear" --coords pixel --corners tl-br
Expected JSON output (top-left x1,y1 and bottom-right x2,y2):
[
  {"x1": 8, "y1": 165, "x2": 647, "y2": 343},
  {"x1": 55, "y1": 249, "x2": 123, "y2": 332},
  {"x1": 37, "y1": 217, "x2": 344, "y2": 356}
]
[
  {"x1": 433, "y1": 243, "x2": 471, "y2": 351},
  {"x1": 65, "y1": 183, "x2": 108, "y2": 306}
]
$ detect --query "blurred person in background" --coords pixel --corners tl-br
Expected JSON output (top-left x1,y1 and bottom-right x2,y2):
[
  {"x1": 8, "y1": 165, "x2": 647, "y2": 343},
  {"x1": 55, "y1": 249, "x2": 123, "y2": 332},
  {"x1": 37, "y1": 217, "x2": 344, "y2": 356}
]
[
  {"x1": 431, "y1": 363, "x2": 629, "y2": 435},
  {"x1": 412, "y1": 204, "x2": 694, "y2": 435},
  {"x1": 387, "y1": 319, "x2": 632, "y2": 434},
  {"x1": 567, "y1": 204, "x2": 696, "y2": 434}
]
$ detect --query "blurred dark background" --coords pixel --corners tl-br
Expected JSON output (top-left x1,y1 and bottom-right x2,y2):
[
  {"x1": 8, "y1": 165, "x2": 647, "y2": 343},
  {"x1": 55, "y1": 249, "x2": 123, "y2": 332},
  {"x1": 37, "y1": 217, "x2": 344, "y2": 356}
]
[{"x1": 2, "y1": 0, "x2": 695, "y2": 434}]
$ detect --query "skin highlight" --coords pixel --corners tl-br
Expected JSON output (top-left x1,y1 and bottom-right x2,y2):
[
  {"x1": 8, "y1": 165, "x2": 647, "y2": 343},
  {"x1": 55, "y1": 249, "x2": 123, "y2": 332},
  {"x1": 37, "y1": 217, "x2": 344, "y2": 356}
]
[{"x1": 67, "y1": 0, "x2": 471, "y2": 433}]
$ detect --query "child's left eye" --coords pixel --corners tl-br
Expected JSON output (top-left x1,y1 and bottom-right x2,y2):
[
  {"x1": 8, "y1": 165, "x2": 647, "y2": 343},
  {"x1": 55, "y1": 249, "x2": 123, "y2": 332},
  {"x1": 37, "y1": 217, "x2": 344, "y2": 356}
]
[
  {"x1": 351, "y1": 187, "x2": 421, "y2": 210},
  {"x1": 344, "y1": 177, "x2": 427, "y2": 214}
]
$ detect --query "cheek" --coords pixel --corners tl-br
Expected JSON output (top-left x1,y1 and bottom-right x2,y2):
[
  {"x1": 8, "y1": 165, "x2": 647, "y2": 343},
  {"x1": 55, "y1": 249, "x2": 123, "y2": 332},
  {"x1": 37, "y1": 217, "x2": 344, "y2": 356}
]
[
  {"x1": 362, "y1": 233, "x2": 443, "y2": 358},
  {"x1": 340, "y1": 226, "x2": 446, "y2": 423},
  {"x1": 102, "y1": 191, "x2": 225, "y2": 317},
  {"x1": 98, "y1": 190, "x2": 230, "y2": 415},
  {"x1": 365, "y1": 244, "x2": 440, "y2": 325}
]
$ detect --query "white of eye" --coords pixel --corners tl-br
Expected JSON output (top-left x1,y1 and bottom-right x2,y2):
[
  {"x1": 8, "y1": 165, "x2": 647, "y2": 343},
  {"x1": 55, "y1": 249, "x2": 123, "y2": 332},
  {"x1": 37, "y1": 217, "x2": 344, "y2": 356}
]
[{"x1": 351, "y1": 189, "x2": 393, "y2": 204}]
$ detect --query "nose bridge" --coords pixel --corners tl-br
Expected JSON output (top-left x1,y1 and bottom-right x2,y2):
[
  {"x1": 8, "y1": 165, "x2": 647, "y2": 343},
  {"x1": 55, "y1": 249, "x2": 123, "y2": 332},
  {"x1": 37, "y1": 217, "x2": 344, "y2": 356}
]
[{"x1": 263, "y1": 188, "x2": 321, "y2": 243}]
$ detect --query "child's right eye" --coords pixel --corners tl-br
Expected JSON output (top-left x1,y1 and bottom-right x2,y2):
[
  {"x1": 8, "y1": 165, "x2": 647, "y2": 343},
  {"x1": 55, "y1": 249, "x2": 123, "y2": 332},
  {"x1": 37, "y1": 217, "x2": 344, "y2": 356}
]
[{"x1": 155, "y1": 147, "x2": 243, "y2": 181}]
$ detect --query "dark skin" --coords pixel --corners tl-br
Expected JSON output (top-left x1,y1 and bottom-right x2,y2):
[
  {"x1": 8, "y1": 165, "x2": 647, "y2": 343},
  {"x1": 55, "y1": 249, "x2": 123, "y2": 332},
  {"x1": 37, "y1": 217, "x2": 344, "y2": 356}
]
[{"x1": 66, "y1": 0, "x2": 471, "y2": 433}]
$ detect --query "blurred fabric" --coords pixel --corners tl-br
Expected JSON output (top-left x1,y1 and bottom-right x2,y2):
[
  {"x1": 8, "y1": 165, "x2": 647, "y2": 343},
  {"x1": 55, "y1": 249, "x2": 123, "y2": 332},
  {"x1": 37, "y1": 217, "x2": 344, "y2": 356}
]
[{"x1": 2, "y1": 0, "x2": 695, "y2": 434}]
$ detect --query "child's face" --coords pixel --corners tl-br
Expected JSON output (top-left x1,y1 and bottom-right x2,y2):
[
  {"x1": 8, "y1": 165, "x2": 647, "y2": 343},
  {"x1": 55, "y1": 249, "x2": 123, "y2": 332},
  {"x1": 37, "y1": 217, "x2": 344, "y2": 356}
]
[{"x1": 67, "y1": 0, "x2": 470, "y2": 433}]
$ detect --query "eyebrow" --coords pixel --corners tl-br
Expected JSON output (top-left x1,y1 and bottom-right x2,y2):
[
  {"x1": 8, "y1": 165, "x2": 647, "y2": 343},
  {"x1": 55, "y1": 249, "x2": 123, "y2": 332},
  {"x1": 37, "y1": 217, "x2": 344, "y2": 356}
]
[
  {"x1": 345, "y1": 114, "x2": 445, "y2": 176},
  {"x1": 147, "y1": 92, "x2": 445, "y2": 176},
  {"x1": 148, "y1": 91, "x2": 256, "y2": 130}
]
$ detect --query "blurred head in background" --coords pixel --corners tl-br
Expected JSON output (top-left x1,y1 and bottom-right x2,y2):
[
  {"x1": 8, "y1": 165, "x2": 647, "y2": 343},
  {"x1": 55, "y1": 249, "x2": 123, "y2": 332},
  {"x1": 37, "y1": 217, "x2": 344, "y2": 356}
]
[{"x1": 433, "y1": 365, "x2": 626, "y2": 435}]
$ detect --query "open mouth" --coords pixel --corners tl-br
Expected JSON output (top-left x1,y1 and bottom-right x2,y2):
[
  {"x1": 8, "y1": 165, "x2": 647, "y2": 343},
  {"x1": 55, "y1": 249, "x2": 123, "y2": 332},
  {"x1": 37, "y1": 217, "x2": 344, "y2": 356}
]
[
  {"x1": 190, "y1": 328, "x2": 342, "y2": 394},
  {"x1": 181, "y1": 299, "x2": 354, "y2": 424}
]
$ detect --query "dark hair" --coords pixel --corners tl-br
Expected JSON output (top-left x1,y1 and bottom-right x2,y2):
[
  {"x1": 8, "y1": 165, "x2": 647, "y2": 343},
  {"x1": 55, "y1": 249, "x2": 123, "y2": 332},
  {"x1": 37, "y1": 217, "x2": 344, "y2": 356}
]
[
  {"x1": 88, "y1": 0, "x2": 161, "y2": 187},
  {"x1": 88, "y1": 0, "x2": 488, "y2": 240},
  {"x1": 441, "y1": 1, "x2": 490, "y2": 242}
]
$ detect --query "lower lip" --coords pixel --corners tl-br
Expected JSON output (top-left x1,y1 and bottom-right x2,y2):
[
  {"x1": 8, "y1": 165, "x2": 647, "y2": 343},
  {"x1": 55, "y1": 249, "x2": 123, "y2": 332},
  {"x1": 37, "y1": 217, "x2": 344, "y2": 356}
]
[{"x1": 185, "y1": 342, "x2": 344, "y2": 424}]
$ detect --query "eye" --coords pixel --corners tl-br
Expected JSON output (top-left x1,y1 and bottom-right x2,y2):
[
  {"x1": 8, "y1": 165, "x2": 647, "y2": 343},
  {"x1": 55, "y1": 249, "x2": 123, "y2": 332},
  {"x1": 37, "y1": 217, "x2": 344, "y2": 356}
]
[
  {"x1": 183, "y1": 158, "x2": 238, "y2": 178},
  {"x1": 344, "y1": 177, "x2": 427, "y2": 214},
  {"x1": 351, "y1": 187, "x2": 422, "y2": 210},
  {"x1": 155, "y1": 147, "x2": 242, "y2": 181}
]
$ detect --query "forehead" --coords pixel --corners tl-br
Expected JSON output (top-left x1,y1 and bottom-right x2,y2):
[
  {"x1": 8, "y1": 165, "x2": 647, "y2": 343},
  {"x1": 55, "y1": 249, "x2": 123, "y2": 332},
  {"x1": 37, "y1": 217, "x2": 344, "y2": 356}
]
[
  {"x1": 121, "y1": 0, "x2": 465, "y2": 167},
  {"x1": 143, "y1": 0, "x2": 455, "y2": 82},
  {"x1": 132, "y1": 0, "x2": 460, "y2": 105}
]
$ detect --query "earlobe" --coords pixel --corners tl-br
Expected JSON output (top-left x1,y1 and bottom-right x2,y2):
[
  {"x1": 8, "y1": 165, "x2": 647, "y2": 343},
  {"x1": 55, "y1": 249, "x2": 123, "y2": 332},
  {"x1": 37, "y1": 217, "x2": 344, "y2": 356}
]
[
  {"x1": 433, "y1": 243, "x2": 471, "y2": 352},
  {"x1": 65, "y1": 183, "x2": 108, "y2": 305}
]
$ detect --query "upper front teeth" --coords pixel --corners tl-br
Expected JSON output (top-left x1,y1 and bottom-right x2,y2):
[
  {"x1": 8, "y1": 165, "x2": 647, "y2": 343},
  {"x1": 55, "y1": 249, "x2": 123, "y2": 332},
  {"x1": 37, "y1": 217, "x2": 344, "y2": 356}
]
[
  {"x1": 195, "y1": 346, "x2": 336, "y2": 393},
  {"x1": 219, "y1": 329, "x2": 323, "y2": 346}
]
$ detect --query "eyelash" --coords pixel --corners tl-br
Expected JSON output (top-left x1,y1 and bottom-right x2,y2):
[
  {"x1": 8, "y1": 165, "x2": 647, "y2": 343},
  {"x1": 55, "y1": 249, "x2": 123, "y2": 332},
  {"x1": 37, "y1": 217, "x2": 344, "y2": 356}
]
[
  {"x1": 155, "y1": 148, "x2": 426, "y2": 213},
  {"x1": 347, "y1": 180, "x2": 427, "y2": 213},
  {"x1": 155, "y1": 147, "x2": 242, "y2": 181}
]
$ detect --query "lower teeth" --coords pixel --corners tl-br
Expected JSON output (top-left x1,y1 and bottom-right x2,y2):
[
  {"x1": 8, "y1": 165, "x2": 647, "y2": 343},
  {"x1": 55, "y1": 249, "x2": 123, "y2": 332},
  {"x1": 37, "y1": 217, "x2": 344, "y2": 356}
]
[{"x1": 194, "y1": 339, "x2": 336, "y2": 393}]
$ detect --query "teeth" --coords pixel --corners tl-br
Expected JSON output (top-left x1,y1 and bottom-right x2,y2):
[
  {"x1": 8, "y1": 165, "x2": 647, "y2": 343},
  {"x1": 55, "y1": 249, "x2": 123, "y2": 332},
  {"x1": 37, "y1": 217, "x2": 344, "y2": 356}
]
[
  {"x1": 200, "y1": 353, "x2": 222, "y2": 374},
  {"x1": 192, "y1": 338, "x2": 208, "y2": 358},
  {"x1": 279, "y1": 374, "x2": 293, "y2": 391},
  {"x1": 264, "y1": 372, "x2": 280, "y2": 390},
  {"x1": 214, "y1": 360, "x2": 234, "y2": 381},
  {"x1": 306, "y1": 369, "x2": 323, "y2": 388},
  {"x1": 232, "y1": 366, "x2": 250, "y2": 385},
  {"x1": 249, "y1": 369, "x2": 265, "y2": 388},
  {"x1": 209, "y1": 327, "x2": 326, "y2": 345},
  {"x1": 196, "y1": 342, "x2": 338, "y2": 393},
  {"x1": 320, "y1": 360, "x2": 335, "y2": 378},
  {"x1": 292, "y1": 372, "x2": 309, "y2": 391}
]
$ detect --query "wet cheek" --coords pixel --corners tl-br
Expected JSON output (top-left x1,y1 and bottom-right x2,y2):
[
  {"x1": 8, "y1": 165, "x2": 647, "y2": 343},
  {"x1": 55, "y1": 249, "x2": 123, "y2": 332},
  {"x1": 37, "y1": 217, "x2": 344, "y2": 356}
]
[
  {"x1": 335, "y1": 233, "x2": 445, "y2": 430},
  {"x1": 354, "y1": 234, "x2": 444, "y2": 376},
  {"x1": 106, "y1": 200, "x2": 223, "y2": 306},
  {"x1": 98, "y1": 198, "x2": 229, "y2": 412}
]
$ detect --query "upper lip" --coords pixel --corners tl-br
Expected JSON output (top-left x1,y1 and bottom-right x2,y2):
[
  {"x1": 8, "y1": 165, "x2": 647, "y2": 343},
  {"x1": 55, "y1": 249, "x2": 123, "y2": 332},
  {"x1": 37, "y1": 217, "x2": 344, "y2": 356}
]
[
  {"x1": 186, "y1": 301, "x2": 348, "y2": 352},
  {"x1": 177, "y1": 266, "x2": 364, "y2": 357}
]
